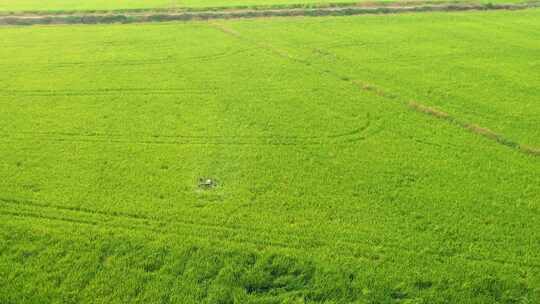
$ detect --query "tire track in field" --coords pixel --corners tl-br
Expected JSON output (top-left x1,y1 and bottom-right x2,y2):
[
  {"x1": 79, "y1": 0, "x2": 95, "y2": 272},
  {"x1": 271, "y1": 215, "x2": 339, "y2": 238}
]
[
  {"x1": 0, "y1": 48, "x2": 254, "y2": 70},
  {"x1": 0, "y1": 132, "x2": 367, "y2": 146},
  {"x1": 0, "y1": 88, "x2": 211, "y2": 97},
  {"x1": 0, "y1": 210, "x2": 99, "y2": 226},
  {"x1": 210, "y1": 22, "x2": 540, "y2": 158},
  {"x1": 313, "y1": 45, "x2": 471, "y2": 67},
  {"x1": 0, "y1": 209, "x2": 304, "y2": 251},
  {"x1": 2, "y1": 197, "x2": 539, "y2": 270},
  {"x1": 0, "y1": 113, "x2": 373, "y2": 146},
  {"x1": 333, "y1": 236, "x2": 540, "y2": 270},
  {"x1": 0, "y1": 196, "x2": 444, "y2": 257},
  {"x1": 4, "y1": 205, "x2": 539, "y2": 270},
  {"x1": 0, "y1": 85, "x2": 312, "y2": 97},
  {"x1": 2, "y1": 35, "x2": 378, "y2": 148},
  {"x1": 0, "y1": 197, "x2": 322, "y2": 250},
  {"x1": 9, "y1": 129, "x2": 362, "y2": 140}
]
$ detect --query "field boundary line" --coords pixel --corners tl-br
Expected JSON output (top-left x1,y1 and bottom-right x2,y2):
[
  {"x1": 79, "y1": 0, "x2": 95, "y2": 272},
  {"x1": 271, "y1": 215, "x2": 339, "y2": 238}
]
[{"x1": 1, "y1": 1, "x2": 539, "y2": 26}]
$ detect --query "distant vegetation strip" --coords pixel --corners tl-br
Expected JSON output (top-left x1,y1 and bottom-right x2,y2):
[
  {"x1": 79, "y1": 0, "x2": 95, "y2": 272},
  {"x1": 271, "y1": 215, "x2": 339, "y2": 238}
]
[
  {"x1": 409, "y1": 101, "x2": 540, "y2": 157},
  {"x1": 0, "y1": 0, "x2": 530, "y2": 15},
  {"x1": 1, "y1": 1, "x2": 538, "y2": 25}
]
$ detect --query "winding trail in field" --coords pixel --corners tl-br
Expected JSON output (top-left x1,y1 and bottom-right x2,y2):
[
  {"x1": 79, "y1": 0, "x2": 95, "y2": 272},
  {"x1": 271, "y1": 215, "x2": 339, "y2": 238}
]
[{"x1": 0, "y1": 0, "x2": 539, "y2": 25}]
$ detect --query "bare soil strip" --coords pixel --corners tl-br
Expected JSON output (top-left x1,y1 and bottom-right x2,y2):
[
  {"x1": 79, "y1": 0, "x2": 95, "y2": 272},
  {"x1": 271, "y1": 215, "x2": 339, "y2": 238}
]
[{"x1": 1, "y1": 1, "x2": 538, "y2": 25}]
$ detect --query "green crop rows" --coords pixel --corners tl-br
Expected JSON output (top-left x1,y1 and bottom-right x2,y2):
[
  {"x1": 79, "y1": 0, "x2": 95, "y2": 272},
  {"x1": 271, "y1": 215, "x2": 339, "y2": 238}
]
[{"x1": 1, "y1": 7, "x2": 540, "y2": 304}]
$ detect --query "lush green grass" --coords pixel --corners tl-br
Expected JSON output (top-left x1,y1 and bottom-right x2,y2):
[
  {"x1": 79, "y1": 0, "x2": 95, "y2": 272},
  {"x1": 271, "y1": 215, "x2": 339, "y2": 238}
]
[
  {"x1": 1, "y1": 8, "x2": 540, "y2": 304},
  {"x1": 0, "y1": 0, "x2": 529, "y2": 12}
]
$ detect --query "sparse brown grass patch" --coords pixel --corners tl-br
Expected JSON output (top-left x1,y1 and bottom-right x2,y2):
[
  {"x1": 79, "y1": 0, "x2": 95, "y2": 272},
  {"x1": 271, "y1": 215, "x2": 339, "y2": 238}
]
[
  {"x1": 520, "y1": 145, "x2": 540, "y2": 156},
  {"x1": 464, "y1": 124, "x2": 501, "y2": 141},
  {"x1": 408, "y1": 101, "x2": 451, "y2": 120},
  {"x1": 353, "y1": 81, "x2": 390, "y2": 98},
  {"x1": 463, "y1": 124, "x2": 519, "y2": 148}
]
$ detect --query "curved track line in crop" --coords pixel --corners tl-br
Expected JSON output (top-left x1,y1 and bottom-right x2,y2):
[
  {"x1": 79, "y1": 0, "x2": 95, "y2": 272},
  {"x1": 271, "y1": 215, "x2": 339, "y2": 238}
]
[
  {"x1": 0, "y1": 112, "x2": 373, "y2": 146},
  {"x1": 0, "y1": 131, "x2": 368, "y2": 145},
  {"x1": 0, "y1": 210, "x2": 313, "y2": 251},
  {"x1": 211, "y1": 23, "x2": 540, "y2": 158},
  {"x1": 0, "y1": 88, "x2": 212, "y2": 97},
  {"x1": 0, "y1": 197, "x2": 321, "y2": 250},
  {"x1": 0, "y1": 210, "x2": 99, "y2": 226},
  {"x1": 2, "y1": 197, "x2": 539, "y2": 270},
  {"x1": 0, "y1": 85, "x2": 310, "y2": 97},
  {"x1": 301, "y1": 37, "x2": 540, "y2": 158},
  {"x1": 0, "y1": 48, "x2": 254, "y2": 70},
  {"x1": 0, "y1": 197, "x2": 348, "y2": 248}
]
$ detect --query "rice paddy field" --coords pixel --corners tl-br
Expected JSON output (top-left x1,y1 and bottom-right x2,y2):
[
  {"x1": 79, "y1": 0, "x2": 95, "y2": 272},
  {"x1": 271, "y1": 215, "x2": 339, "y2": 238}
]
[{"x1": 1, "y1": 4, "x2": 540, "y2": 304}]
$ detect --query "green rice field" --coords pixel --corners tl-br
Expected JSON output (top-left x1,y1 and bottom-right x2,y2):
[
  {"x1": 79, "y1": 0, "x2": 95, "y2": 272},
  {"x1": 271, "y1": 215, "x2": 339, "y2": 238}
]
[{"x1": 1, "y1": 6, "x2": 540, "y2": 304}]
